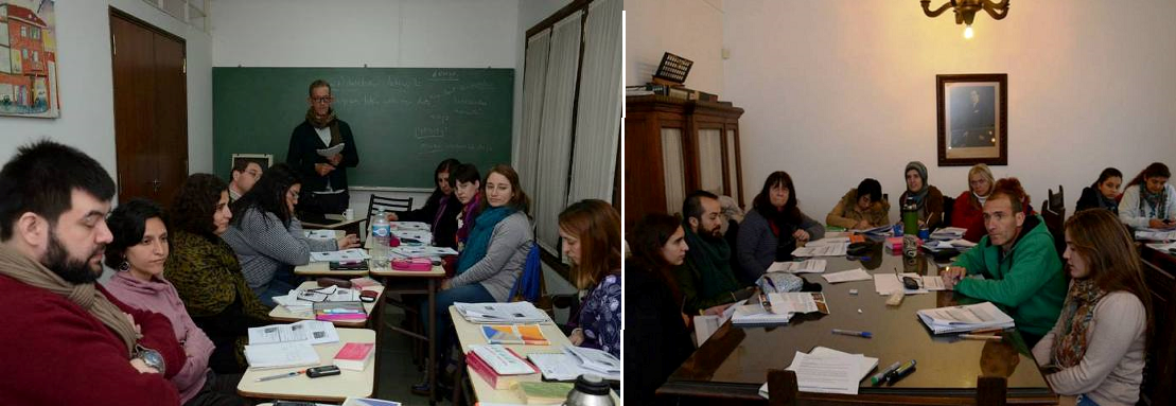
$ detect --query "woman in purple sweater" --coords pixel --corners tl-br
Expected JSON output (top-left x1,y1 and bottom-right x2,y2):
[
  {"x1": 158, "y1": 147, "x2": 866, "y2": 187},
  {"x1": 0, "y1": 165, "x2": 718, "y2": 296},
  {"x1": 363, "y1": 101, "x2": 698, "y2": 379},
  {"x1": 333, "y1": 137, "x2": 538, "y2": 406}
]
[
  {"x1": 103, "y1": 199, "x2": 246, "y2": 406},
  {"x1": 560, "y1": 199, "x2": 621, "y2": 358}
]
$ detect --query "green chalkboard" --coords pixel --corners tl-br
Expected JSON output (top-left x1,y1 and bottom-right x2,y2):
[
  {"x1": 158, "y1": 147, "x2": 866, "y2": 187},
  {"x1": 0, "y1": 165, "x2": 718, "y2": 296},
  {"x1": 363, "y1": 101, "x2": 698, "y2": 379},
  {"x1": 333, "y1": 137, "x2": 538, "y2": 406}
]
[{"x1": 213, "y1": 67, "x2": 514, "y2": 189}]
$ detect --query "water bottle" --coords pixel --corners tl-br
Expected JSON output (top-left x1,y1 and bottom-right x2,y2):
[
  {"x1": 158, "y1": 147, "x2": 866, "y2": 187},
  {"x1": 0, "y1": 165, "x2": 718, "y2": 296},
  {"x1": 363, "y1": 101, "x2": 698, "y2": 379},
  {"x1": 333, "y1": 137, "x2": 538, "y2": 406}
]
[
  {"x1": 372, "y1": 209, "x2": 391, "y2": 269},
  {"x1": 901, "y1": 197, "x2": 919, "y2": 258},
  {"x1": 564, "y1": 374, "x2": 614, "y2": 406}
]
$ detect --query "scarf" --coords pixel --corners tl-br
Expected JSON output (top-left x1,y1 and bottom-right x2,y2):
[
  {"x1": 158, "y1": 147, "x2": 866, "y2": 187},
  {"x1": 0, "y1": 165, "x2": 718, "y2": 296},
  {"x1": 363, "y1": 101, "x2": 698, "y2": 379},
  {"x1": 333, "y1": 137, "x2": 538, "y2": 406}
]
[
  {"x1": 0, "y1": 245, "x2": 141, "y2": 357},
  {"x1": 1097, "y1": 191, "x2": 1118, "y2": 212},
  {"x1": 973, "y1": 191, "x2": 989, "y2": 208},
  {"x1": 904, "y1": 161, "x2": 931, "y2": 211},
  {"x1": 305, "y1": 107, "x2": 343, "y2": 147},
  {"x1": 682, "y1": 221, "x2": 740, "y2": 299},
  {"x1": 1051, "y1": 279, "x2": 1105, "y2": 368},
  {"x1": 456, "y1": 193, "x2": 483, "y2": 249},
  {"x1": 456, "y1": 206, "x2": 516, "y2": 275},
  {"x1": 1139, "y1": 185, "x2": 1169, "y2": 220}
]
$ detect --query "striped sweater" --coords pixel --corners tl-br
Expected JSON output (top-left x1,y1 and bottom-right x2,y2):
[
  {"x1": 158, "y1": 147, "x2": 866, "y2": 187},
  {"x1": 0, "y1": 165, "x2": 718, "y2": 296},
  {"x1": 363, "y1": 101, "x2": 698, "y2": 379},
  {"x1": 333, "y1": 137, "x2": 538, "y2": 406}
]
[{"x1": 221, "y1": 208, "x2": 337, "y2": 290}]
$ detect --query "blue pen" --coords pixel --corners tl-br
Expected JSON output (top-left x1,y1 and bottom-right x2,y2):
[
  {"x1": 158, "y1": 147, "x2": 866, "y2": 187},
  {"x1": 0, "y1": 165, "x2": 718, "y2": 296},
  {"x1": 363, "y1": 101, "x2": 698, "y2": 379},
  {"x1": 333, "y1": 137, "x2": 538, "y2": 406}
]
[{"x1": 832, "y1": 328, "x2": 873, "y2": 338}]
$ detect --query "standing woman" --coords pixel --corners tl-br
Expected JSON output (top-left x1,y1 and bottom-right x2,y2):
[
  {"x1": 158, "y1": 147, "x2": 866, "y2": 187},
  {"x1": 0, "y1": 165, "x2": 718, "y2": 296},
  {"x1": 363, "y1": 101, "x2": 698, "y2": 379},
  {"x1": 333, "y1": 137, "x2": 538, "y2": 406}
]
[
  {"x1": 166, "y1": 174, "x2": 272, "y2": 374},
  {"x1": 899, "y1": 161, "x2": 945, "y2": 230},
  {"x1": 1076, "y1": 168, "x2": 1123, "y2": 214},
  {"x1": 104, "y1": 199, "x2": 246, "y2": 406},
  {"x1": 624, "y1": 213, "x2": 695, "y2": 405},
  {"x1": 736, "y1": 171, "x2": 825, "y2": 281},
  {"x1": 387, "y1": 158, "x2": 463, "y2": 249},
  {"x1": 1119, "y1": 162, "x2": 1176, "y2": 230},
  {"x1": 559, "y1": 200, "x2": 622, "y2": 358},
  {"x1": 952, "y1": 164, "x2": 996, "y2": 242},
  {"x1": 1032, "y1": 209, "x2": 1151, "y2": 406},
  {"x1": 223, "y1": 163, "x2": 360, "y2": 307}
]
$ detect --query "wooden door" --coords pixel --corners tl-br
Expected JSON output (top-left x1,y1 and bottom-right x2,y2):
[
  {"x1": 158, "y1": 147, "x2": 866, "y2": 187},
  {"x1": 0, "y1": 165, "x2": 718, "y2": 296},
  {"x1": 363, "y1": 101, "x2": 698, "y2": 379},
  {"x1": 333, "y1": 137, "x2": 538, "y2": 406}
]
[{"x1": 110, "y1": 10, "x2": 188, "y2": 205}]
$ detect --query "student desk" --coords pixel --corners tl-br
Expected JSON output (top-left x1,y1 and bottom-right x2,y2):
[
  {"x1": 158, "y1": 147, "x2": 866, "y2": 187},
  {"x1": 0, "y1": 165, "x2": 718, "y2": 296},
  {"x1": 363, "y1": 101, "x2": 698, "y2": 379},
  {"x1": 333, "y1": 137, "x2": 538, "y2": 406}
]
[
  {"x1": 294, "y1": 230, "x2": 370, "y2": 278},
  {"x1": 302, "y1": 213, "x2": 365, "y2": 237},
  {"x1": 238, "y1": 328, "x2": 376, "y2": 403},
  {"x1": 448, "y1": 306, "x2": 620, "y2": 404},
  {"x1": 269, "y1": 281, "x2": 385, "y2": 328},
  {"x1": 657, "y1": 251, "x2": 1056, "y2": 405}
]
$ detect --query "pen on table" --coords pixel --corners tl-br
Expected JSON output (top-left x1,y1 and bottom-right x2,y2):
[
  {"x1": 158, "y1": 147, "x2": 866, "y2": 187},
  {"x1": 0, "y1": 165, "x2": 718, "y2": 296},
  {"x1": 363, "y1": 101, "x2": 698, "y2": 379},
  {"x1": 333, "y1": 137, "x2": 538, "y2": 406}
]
[
  {"x1": 960, "y1": 334, "x2": 1003, "y2": 341},
  {"x1": 831, "y1": 328, "x2": 872, "y2": 338},
  {"x1": 255, "y1": 369, "x2": 306, "y2": 382},
  {"x1": 886, "y1": 360, "x2": 917, "y2": 384},
  {"x1": 870, "y1": 361, "x2": 902, "y2": 385}
]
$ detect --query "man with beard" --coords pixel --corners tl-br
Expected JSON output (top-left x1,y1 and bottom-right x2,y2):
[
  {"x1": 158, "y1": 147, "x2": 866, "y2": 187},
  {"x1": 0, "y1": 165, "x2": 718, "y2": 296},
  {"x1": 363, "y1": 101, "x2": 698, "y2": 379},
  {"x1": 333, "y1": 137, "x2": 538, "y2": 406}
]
[
  {"x1": 286, "y1": 79, "x2": 360, "y2": 217},
  {"x1": 0, "y1": 140, "x2": 185, "y2": 405},
  {"x1": 673, "y1": 190, "x2": 754, "y2": 316}
]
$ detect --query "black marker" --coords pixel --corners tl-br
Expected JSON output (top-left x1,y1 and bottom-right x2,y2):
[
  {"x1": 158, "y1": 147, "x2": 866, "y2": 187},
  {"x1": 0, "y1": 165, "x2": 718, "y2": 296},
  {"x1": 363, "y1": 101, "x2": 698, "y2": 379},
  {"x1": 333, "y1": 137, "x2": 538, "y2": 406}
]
[{"x1": 886, "y1": 359, "x2": 917, "y2": 384}]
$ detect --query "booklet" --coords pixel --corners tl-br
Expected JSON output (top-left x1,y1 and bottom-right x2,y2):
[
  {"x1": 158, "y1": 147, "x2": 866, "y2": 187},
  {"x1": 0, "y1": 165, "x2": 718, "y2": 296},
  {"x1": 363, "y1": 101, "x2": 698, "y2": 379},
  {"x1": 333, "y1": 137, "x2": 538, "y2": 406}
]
[
  {"x1": 248, "y1": 320, "x2": 340, "y2": 345},
  {"x1": 917, "y1": 301, "x2": 1015, "y2": 334}
]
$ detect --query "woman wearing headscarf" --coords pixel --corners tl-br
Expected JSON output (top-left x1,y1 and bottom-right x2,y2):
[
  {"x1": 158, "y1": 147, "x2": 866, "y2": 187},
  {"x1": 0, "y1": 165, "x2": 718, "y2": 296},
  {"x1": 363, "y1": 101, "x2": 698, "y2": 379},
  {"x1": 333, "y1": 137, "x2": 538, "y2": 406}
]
[{"x1": 898, "y1": 161, "x2": 944, "y2": 230}]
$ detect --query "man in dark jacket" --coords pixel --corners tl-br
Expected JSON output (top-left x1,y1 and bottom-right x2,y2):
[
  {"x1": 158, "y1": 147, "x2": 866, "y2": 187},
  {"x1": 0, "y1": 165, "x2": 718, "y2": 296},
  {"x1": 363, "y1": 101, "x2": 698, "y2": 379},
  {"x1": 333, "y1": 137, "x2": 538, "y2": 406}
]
[{"x1": 287, "y1": 79, "x2": 360, "y2": 215}]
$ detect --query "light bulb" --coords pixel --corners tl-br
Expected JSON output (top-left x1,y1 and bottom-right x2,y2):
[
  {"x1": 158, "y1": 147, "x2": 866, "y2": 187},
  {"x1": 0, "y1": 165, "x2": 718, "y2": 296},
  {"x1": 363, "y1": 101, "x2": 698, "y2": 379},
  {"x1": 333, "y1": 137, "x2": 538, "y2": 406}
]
[{"x1": 964, "y1": 25, "x2": 974, "y2": 39}]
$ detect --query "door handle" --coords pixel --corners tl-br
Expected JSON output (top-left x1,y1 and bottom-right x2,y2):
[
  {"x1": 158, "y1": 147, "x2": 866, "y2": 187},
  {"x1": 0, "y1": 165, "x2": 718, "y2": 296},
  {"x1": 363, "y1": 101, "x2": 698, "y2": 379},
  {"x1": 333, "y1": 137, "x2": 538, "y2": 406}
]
[{"x1": 152, "y1": 179, "x2": 161, "y2": 193}]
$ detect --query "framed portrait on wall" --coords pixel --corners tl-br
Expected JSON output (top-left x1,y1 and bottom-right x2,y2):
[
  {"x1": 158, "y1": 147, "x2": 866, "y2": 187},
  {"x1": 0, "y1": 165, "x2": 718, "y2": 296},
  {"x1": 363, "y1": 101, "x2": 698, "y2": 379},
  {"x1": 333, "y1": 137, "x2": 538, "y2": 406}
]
[{"x1": 936, "y1": 73, "x2": 1008, "y2": 166}]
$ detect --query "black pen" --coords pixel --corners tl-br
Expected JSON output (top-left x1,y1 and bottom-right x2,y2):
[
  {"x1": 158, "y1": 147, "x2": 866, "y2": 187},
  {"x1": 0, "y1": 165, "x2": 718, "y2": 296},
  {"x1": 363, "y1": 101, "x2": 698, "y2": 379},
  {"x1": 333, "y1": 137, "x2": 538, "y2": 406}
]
[{"x1": 886, "y1": 359, "x2": 917, "y2": 384}]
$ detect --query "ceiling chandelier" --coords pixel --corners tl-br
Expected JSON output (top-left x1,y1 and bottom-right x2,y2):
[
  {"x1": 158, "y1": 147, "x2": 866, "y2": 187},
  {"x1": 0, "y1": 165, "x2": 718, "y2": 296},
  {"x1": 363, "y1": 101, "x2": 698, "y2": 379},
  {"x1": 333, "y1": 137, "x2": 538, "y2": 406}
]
[{"x1": 921, "y1": 0, "x2": 1010, "y2": 39}]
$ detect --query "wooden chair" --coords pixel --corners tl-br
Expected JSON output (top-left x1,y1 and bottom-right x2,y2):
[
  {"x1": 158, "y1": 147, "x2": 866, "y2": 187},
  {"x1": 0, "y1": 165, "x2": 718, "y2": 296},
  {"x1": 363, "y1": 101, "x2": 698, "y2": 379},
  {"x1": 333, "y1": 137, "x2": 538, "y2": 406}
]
[
  {"x1": 764, "y1": 370, "x2": 1009, "y2": 406},
  {"x1": 1041, "y1": 186, "x2": 1066, "y2": 260},
  {"x1": 367, "y1": 194, "x2": 414, "y2": 218}
]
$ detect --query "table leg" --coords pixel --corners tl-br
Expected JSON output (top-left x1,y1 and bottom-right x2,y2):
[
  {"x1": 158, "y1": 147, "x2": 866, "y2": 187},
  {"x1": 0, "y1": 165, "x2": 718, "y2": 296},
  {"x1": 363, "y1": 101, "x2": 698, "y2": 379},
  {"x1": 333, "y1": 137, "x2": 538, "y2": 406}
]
[{"x1": 428, "y1": 278, "x2": 437, "y2": 406}]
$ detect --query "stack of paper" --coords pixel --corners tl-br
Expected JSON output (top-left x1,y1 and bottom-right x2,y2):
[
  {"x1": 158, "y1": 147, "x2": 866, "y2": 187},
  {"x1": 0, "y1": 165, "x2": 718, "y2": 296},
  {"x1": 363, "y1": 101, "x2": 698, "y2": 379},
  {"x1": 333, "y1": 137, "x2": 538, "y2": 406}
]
[
  {"x1": 244, "y1": 341, "x2": 320, "y2": 369},
  {"x1": 929, "y1": 227, "x2": 968, "y2": 241},
  {"x1": 917, "y1": 302, "x2": 1015, "y2": 334},
  {"x1": 757, "y1": 347, "x2": 878, "y2": 397},
  {"x1": 455, "y1": 302, "x2": 550, "y2": 324},
  {"x1": 390, "y1": 221, "x2": 430, "y2": 231},
  {"x1": 873, "y1": 273, "x2": 929, "y2": 295},
  {"x1": 768, "y1": 259, "x2": 827, "y2": 274},
  {"x1": 732, "y1": 292, "x2": 827, "y2": 326},
  {"x1": 390, "y1": 246, "x2": 458, "y2": 259},
  {"x1": 854, "y1": 225, "x2": 893, "y2": 235},
  {"x1": 694, "y1": 300, "x2": 741, "y2": 345},
  {"x1": 821, "y1": 268, "x2": 872, "y2": 284},
  {"x1": 248, "y1": 320, "x2": 340, "y2": 345},
  {"x1": 391, "y1": 229, "x2": 433, "y2": 245},
  {"x1": 792, "y1": 237, "x2": 850, "y2": 257},
  {"x1": 526, "y1": 345, "x2": 621, "y2": 382},
  {"x1": 316, "y1": 143, "x2": 345, "y2": 158},
  {"x1": 1136, "y1": 229, "x2": 1176, "y2": 241},
  {"x1": 310, "y1": 248, "x2": 370, "y2": 263}
]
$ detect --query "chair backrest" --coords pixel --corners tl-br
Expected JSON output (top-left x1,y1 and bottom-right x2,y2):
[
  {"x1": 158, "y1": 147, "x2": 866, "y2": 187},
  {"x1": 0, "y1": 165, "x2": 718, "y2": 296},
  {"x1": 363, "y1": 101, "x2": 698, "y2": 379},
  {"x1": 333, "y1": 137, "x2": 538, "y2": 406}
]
[
  {"x1": 766, "y1": 369, "x2": 799, "y2": 406},
  {"x1": 367, "y1": 194, "x2": 414, "y2": 218},
  {"x1": 1042, "y1": 197, "x2": 1066, "y2": 260},
  {"x1": 1047, "y1": 185, "x2": 1065, "y2": 214},
  {"x1": 942, "y1": 195, "x2": 956, "y2": 228},
  {"x1": 976, "y1": 376, "x2": 1008, "y2": 406},
  {"x1": 509, "y1": 244, "x2": 544, "y2": 303}
]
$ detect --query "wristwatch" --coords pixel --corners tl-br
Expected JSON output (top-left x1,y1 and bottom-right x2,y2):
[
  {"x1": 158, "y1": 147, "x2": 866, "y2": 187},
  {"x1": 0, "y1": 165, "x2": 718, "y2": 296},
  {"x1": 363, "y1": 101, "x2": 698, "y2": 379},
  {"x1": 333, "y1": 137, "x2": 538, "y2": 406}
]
[{"x1": 134, "y1": 344, "x2": 166, "y2": 375}]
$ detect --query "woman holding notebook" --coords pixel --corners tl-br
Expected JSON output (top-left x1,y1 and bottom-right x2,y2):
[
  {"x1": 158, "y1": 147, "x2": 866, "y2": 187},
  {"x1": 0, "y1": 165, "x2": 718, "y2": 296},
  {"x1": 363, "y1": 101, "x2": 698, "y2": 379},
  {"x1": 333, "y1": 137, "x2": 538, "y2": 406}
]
[
  {"x1": 559, "y1": 199, "x2": 622, "y2": 358},
  {"x1": 1032, "y1": 209, "x2": 1151, "y2": 406},
  {"x1": 103, "y1": 199, "x2": 246, "y2": 406}
]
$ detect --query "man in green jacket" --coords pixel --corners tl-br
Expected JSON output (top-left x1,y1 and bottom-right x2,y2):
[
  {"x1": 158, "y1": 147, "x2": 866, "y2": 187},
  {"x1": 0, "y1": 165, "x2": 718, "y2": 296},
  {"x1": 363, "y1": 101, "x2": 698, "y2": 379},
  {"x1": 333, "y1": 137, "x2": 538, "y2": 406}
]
[
  {"x1": 673, "y1": 191, "x2": 754, "y2": 316},
  {"x1": 941, "y1": 185, "x2": 1066, "y2": 348}
]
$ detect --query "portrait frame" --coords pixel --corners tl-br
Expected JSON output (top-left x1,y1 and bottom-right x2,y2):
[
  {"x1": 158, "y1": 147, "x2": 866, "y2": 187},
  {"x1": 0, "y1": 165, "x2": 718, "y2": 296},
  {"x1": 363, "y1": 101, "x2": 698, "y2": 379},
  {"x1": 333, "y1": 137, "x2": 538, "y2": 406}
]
[{"x1": 936, "y1": 73, "x2": 1008, "y2": 166}]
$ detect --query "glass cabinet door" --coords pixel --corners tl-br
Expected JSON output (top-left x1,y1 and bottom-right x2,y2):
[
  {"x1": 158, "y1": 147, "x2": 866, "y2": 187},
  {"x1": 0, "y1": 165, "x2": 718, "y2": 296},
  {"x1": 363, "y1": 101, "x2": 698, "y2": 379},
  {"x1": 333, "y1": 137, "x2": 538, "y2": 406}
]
[{"x1": 661, "y1": 127, "x2": 686, "y2": 213}]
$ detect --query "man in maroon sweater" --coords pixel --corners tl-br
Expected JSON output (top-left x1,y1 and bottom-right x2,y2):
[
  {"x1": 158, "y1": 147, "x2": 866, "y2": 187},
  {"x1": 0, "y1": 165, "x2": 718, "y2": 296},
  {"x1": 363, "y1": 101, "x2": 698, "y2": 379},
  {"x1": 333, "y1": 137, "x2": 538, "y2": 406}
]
[{"x1": 0, "y1": 140, "x2": 184, "y2": 405}]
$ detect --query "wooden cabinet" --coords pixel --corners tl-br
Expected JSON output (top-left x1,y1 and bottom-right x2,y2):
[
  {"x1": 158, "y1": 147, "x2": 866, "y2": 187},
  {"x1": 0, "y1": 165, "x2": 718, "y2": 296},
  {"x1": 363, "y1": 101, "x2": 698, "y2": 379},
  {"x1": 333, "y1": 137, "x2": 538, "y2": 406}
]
[{"x1": 624, "y1": 95, "x2": 745, "y2": 227}]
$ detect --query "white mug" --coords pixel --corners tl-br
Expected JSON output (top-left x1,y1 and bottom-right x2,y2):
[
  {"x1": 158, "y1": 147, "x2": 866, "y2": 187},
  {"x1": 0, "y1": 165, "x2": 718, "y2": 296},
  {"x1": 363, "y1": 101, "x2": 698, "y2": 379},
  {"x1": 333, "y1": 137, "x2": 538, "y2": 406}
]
[{"x1": 343, "y1": 208, "x2": 354, "y2": 220}]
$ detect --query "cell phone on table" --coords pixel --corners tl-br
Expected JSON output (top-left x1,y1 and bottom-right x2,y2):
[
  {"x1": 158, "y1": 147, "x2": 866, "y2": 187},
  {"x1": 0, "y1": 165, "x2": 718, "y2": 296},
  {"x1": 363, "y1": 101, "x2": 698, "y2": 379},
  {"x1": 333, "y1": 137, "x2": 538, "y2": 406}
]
[{"x1": 307, "y1": 365, "x2": 341, "y2": 378}]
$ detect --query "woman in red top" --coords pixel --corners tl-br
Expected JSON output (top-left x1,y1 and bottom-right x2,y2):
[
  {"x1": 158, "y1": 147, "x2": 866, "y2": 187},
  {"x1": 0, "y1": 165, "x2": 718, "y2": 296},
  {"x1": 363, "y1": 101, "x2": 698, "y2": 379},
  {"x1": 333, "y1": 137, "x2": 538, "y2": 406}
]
[{"x1": 952, "y1": 164, "x2": 996, "y2": 242}]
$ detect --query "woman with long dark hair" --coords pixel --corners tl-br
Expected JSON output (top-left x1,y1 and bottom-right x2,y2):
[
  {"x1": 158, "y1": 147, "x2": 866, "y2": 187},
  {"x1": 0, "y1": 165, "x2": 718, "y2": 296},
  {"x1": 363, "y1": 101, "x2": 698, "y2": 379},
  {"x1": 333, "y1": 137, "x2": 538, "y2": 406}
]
[
  {"x1": 1119, "y1": 162, "x2": 1175, "y2": 230},
  {"x1": 222, "y1": 163, "x2": 359, "y2": 306},
  {"x1": 388, "y1": 158, "x2": 463, "y2": 249},
  {"x1": 735, "y1": 171, "x2": 825, "y2": 281},
  {"x1": 1075, "y1": 167, "x2": 1123, "y2": 214},
  {"x1": 1032, "y1": 209, "x2": 1151, "y2": 406},
  {"x1": 624, "y1": 213, "x2": 694, "y2": 406}
]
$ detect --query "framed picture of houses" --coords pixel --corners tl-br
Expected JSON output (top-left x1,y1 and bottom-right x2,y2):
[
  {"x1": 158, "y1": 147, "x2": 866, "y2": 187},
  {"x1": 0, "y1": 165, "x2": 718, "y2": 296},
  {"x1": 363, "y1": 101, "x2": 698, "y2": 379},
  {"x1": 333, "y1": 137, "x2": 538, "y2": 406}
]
[{"x1": 0, "y1": 0, "x2": 60, "y2": 118}]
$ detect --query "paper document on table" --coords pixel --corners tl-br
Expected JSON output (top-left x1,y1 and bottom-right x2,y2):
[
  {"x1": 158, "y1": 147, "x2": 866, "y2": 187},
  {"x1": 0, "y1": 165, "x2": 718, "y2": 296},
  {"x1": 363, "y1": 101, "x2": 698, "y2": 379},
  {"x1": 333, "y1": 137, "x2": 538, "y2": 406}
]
[
  {"x1": 1136, "y1": 229, "x2": 1176, "y2": 241},
  {"x1": 565, "y1": 345, "x2": 621, "y2": 376},
  {"x1": 929, "y1": 227, "x2": 967, "y2": 240},
  {"x1": 822, "y1": 268, "x2": 872, "y2": 284},
  {"x1": 303, "y1": 230, "x2": 337, "y2": 240},
  {"x1": 528, "y1": 351, "x2": 620, "y2": 381},
  {"x1": 779, "y1": 292, "x2": 828, "y2": 314},
  {"x1": 758, "y1": 348, "x2": 876, "y2": 398},
  {"x1": 243, "y1": 342, "x2": 320, "y2": 369},
  {"x1": 390, "y1": 221, "x2": 429, "y2": 231},
  {"x1": 792, "y1": 243, "x2": 848, "y2": 257},
  {"x1": 316, "y1": 143, "x2": 345, "y2": 158},
  {"x1": 391, "y1": 229, "x2": 432, "y2": 245},
  {"x1": 874, "y1": 273, "x2": 929, "y2": 295},
  {"x1": 390, "y1": 246, "x2": 457, "y2": 258},
  {"x1": 768, "y1": 259, "x2": 827, "y2": 274},
  {"x1": 454, "y1": 301, "x2": 550, "y2": 324},
  {"x1": 853, "y1": 225, "x2": 893, "y2": 235},
  {"x1": 694, "y1": 300, "x2": 740, "y2": 345},
  {"x1": 917, "y1": 301, "x2": 1015, "y2": 334},
  {"x1": 248, "y1": 320, "x2": 339, "y2": 345},
  {"x1": 922, "y1": 275, "x2": 947, "y2": 291},
  {"x1": 787, "y1": 351, "x2": 860, "y2": 394},
  {"x1": 310, "y1": 248, "x2": 370, "y2": 263}
]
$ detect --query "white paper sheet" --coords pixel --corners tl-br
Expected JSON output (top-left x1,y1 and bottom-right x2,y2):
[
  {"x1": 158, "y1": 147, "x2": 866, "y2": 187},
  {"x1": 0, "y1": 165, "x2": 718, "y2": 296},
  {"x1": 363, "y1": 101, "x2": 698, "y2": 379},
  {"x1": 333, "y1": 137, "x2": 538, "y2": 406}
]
[
  {"x1": 248, "y1": 320, "x2": 340, "y2": 345},
  {"x1": 821, "y1": 268, "x2": 872, "y2": 284},
  {"x1": 767, "y1": 259, "x2": 827, "y2": 273},
  {"x1": 309, "y1": 248, "x2": 370, "y2": 263},
  {"x1": 873, "y1": 273, "x2": 929, "y2": 295}
]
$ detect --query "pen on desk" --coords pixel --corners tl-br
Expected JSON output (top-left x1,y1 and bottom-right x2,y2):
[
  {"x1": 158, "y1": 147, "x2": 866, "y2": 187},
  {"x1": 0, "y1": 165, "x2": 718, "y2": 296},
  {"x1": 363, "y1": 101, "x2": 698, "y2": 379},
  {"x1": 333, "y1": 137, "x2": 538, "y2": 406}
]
[
  {"x1": 887, "y1": 360, "x2": 917, "y2": 384},
  {"x1": 870, "y1": 361, "x2": 902, "y2": 385},
  {"x1": 831, "y1": 328, "x2": 872, "y2": 338},
  {"x1": 960, "y1": 334, "x2": 1003, "y2": 341},
  {"x1": 255, "y1": 369, "x2": 306, "y2": 382}
]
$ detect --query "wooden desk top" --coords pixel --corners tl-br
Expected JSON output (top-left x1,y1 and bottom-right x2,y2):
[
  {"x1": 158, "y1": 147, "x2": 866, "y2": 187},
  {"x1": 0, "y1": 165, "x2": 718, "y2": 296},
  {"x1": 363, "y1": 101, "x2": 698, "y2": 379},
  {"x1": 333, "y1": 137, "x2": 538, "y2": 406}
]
[
  {"x1": 659, "y1": 248, "x2": 1054, "y2": 404},
  {"x1": 269, "y1": 281, "x2": 384, "y2": 327},
  {"x1": 369, "y1": 264, "x2": 446, "y2": 278},
  {"x1": 449, "y1": 307, "x2": 568, "y2": 404},
  {"x1": 238, "y1": 328, "x2": 375, "y2": 402},
  {"x1": 294, "y1": 231, "x2": 370, "y2": 277}
]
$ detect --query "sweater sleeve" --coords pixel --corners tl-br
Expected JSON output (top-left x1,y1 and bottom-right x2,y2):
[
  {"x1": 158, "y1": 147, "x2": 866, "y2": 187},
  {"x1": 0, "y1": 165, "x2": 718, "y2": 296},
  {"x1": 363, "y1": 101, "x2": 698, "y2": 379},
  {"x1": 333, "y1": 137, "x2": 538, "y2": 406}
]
[
  {"x1": 242, "y1": 211, "x2": 317, "y2": 266},
  {"x1": 450, "y1": 214, "x2": 529, "y2": 287},
  {"x1": 673, "y1": 261, "x2": 737, "y2": 313},
  {"x1": 174, "y1": 299, "x2": 214, "y2": 393},
  {"x1": 926, "y1": 187, "x2": 945, "y2": 229},
  {"x1": 1044, "y1": 293, "x2": 1146, "y2": 396},
  {"x1": 103, "y1": 289, "x2": 185, "y2": 380},
  {"x1": 1032, "y1": 302, "x2": 1067, "y2": 367},
  {"x1": 826, "y1": 197, "x2": 857, "y2": 229},
  {"x1": 338, "y1": 122, "x2": 360, "y2": 168},
  {"x1": 801, "y1": 213, "x2": 826, "y2": 240},
  {"x1": 290, "y1": 218, "x2": 340, "y2": 252},
  {"x1": 1118, "y1": 186, "x2": 1150, "y2": 229},
  {"x1": 735, "y1": 215, "x2": 771, "y2": 279},
  {"x1": 951, "y1": 239, "x2": 986, "y2": 275},
  {"x1": 955, "y1": 237, "x2": 1059, "y2": 308}
]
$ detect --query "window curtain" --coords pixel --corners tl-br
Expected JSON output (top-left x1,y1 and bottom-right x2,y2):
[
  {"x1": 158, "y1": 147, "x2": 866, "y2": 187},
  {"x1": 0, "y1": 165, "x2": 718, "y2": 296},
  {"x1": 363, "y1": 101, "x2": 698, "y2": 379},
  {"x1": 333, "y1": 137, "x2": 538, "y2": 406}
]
[
  {"x1": 567, "y1": 0, "x2": 622, "y2": 206},
  {"x1": 518, "y1": 30, "x2": 551, "y2": 196},
  {"x1": 533, "y1": 11, "x2": 583, "y2": 252}
]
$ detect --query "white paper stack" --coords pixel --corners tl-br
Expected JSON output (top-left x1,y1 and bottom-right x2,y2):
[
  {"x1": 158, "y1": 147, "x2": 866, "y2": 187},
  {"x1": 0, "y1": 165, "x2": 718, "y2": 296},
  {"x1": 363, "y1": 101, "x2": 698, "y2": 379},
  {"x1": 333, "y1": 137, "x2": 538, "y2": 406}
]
[
  {"x1": 316, "y1": 143, "x2": 345, "y2": 158},
  {"x1": 758, "y1": 347, "x2": 878, "y2": 397},
  {"x1": 916, "y1": 301, "x2": 1015, "y2": 334},
  {"x1": 248, "y1": 320, "x2": 340, "y2": 345},
  {"x1": 928, "y1": 227, "x2": 968, "y2": 241},
  {"x1": 792, "y1": 238, "x2": 850, "y2": 257},
  {"x1": 244, "y1": 342, "x2": 321, "y2": 369},
  {"x1": 455, "y1": 302, "x2": 550, "y2": 324},
  {"x1": 821, "y1": 268, "x2": 872, "y2": 284},
  {"x1": 390, "y1": 245, "x2": 458, "y2": 259},
  {"x1": 925, "y1": 239, "x2": 977, "y2": 251},
  {"x1": 309, "y1": 248, "x2": 370, "y2": 263},
  {"x1": 732, "y1": 293, "x2": 826, "y2": 326},
  {"x1": 528, "y1": 345, "x2": 621, "y2": 381},
  {"x1": 768, "y1": 259, "x2": 827, "y2": 274},
  {"x1": 390, "y1": 221, "x2": 430, "y2": 231},
  {"x1": 873, "y1": 273, "x2": 929, "y2": 295},
  {"x1": 1136, "y1": 229, "x2": 1176, "y2": 241}
]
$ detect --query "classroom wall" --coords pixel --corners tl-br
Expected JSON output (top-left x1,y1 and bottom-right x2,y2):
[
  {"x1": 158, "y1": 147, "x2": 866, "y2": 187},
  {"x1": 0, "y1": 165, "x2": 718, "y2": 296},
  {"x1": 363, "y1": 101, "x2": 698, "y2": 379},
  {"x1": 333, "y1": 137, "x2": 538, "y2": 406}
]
[
  {"x1": 0, "y1": 0, "x2": 214, "y2": 183},
  {"x1": 625, "y1": 0, "x2": 724, "y2": 95}
]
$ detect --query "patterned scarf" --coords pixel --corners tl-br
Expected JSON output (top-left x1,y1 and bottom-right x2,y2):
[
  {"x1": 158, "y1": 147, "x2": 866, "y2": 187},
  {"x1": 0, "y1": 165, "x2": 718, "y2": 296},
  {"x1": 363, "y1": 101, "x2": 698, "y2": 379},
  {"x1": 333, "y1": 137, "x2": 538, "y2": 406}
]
[
  {"x1": 0, "y1": 245, "x2": 141, "y2": 357},
  {"x1": 305, "y1": 107, "x2": 342, "y2": 147},
  {"x1": 1051, "y1": 279, "x2": 1105, "y2": 368},
  {"x1": 1139, "y1": 185, "x2": 1169, "y2": 220}
]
